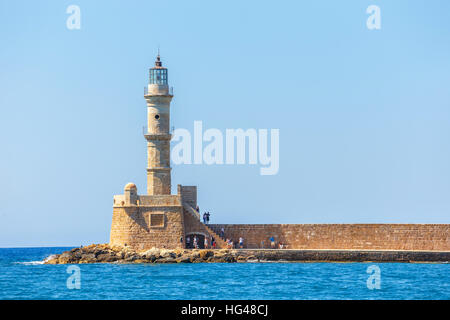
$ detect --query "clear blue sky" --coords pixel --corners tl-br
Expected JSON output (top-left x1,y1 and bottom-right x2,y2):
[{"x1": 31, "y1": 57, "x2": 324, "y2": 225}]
[{"x1": 1, "y1": 1, "x2": 449, "y2": 247}]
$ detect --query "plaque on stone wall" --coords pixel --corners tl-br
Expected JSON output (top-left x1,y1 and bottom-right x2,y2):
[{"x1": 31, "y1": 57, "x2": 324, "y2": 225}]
[{"x1": 149, "y1": 213, "x2": 165, "y2": 227}]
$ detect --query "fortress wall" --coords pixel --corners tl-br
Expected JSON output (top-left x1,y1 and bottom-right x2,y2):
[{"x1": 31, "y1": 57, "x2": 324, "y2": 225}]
[
  {"x1": 178, "y1": 186, "x2": 197, "y2": 209},
  {"x1": 208, "y1": 224, "x2": 450, "y2": 251},
  {"x1": 110, "y1": 206, "x2": 184, "y2": 251}
]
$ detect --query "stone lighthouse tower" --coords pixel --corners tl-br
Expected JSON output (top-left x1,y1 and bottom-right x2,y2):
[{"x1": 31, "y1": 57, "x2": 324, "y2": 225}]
[
  {"x1": 144, "y1": 54, "x2": 173, "y2": 195},
  {"x1": 110, "y1": 54, "x2": 222, "y2": 251}
]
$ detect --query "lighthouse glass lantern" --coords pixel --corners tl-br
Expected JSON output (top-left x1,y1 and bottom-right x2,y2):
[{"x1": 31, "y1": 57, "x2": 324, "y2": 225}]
[{"x1": 149, "y1": 55, "x2": 168, "y2": 85}]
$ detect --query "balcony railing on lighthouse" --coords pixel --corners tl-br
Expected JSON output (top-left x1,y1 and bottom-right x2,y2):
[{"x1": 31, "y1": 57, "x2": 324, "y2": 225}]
[
  {"x1": 143, "y1": 126, "x2": 175, "y2": 136},
  {"x1": 144, "y1": 86, "x2": 174, "y2": 96}
]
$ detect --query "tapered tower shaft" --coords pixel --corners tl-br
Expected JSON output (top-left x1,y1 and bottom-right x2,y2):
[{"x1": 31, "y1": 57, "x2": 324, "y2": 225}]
[{"x1": 144, "y1": 55, "x2": 173, "y2": 195}]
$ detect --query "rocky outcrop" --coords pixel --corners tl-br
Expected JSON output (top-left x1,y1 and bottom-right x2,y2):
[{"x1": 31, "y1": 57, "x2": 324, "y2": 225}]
[
  {"x1": 43, "y1": 244, "x2": 450, "y2": 264},
  {"x1": 44, "y1": 244, "x2": 240, "y2": 264}
]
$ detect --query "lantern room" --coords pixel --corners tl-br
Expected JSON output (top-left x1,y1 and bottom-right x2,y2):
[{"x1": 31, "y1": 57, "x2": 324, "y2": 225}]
[{"x1": 149, "y1": 55, "x2": 168, "y2": 85}]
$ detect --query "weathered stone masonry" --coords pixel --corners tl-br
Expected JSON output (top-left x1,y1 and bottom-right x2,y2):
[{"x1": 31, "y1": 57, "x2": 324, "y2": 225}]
[
  {"x1": 209, "y1": 224, "x2": 450, "y2": 251},
  {"x1": 110, "y1": 184, "x2": 186, "y2": 250},
  {"x1": 110, "y1": 55, "x2": 450, "y2": 253}
]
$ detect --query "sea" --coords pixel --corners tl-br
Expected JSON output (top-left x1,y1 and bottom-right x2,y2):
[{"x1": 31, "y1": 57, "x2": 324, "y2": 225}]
[{"x1": 0, "y1": 247, "x2": 448, "y2": 300}]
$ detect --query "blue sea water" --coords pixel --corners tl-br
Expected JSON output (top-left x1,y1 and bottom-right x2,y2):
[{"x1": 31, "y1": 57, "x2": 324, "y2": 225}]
[{"x1": 0, "y1": 247, "x2": 448, "y2": 300}]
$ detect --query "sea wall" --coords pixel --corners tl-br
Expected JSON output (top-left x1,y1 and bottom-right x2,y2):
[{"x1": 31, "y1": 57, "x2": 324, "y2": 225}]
[{"x1": 208, "y1": 224, "x2": 450, "y2": 251}]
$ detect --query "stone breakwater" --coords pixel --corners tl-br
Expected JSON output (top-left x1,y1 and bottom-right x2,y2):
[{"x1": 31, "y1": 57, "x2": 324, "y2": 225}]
[{"x1": 43, "y1": 244, "x2": 450, "y2": 264}]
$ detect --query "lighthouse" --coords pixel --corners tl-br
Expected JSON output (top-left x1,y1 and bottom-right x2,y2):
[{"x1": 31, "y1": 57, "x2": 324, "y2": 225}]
[
  {"x1": 110, "y1": 54, "x2": 222, "y2": 251},
  {"x1": 144, "y1": 54, "x2": 173, "y2": 195}
]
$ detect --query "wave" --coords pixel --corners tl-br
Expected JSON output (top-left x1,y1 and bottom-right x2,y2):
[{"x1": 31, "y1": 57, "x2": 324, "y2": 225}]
[
  {"x1": 14, "y1": 261, "x2": 45, "y2": 265},
  {"x1": 14, "y1": 254, "x2": 58, "y2": 265}
]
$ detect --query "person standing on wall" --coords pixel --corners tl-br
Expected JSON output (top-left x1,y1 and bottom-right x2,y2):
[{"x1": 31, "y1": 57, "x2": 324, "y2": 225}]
[
  {"x1": 270, "y1": 236, "x2": 275, "y2": 249},
  {"x1": 239, "y1": 237, "x2": 244, "y2": 249}
]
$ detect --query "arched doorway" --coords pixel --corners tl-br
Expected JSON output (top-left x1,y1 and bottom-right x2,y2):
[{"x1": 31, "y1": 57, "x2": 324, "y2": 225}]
[{"x1": 185, "y1": 233, "x2": 206, "y2": 249}]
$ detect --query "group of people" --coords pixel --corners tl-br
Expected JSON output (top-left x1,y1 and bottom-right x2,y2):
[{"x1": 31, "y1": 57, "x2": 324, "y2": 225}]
[
  {"x1": 183, "y1": 235, "x2": 287, "y2": 249},
  {"x1": 225, "y1": 237, "x2": 245, "y2": 249},
  {"x1": 195, "y1": 205, "x2": 212, "y2": 225},
  {"x1": 183, "y1": 223, "x2": 286, "y2": 249},
  {"x1": 202, "y1": 212, "x2": 211, "y2": 224},
  {"x1": 218, "y1": 227, "x2": 240, "y2": 248},
  {"x1": 260, "y1": 237, "x2": 286, "y2": 249},
  {"x1": 184, "y1": 235, "x2": 217, "y2": 249}
]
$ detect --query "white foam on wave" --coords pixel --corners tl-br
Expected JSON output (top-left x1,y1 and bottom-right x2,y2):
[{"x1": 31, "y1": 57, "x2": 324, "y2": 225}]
[
  {"x1": 14, "y1": 254, "x2": 58, "y2": 266},
  {"x1": 15, "y1": 260, "x2": 45, "y2": 265},
  {"x1": 44, "y1": 254, "x2": 58, "y2": 262}
]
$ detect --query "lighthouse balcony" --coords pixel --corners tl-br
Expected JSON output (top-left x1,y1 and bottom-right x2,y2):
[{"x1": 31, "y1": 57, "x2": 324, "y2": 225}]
[
  {"x1": 144, "y1": 86, "x2": 173, "y2": 96},
  {"x1": 143, "y1": 127, "x2": 173, "y2": 140}
]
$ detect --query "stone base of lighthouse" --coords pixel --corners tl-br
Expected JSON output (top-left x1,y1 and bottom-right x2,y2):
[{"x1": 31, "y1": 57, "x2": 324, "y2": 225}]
[{"x1": 110, "y1": 184, "x2": 216, "y2": 251}]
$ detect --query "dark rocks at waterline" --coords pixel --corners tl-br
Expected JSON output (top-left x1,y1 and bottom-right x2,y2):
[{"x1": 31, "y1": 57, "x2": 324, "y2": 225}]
[
  {"x1": 43, "y1": 244, "x2": 450, "y2": 264},
  {"x1": 43, "y1": 244, "x2": 241, "y2": 264}
]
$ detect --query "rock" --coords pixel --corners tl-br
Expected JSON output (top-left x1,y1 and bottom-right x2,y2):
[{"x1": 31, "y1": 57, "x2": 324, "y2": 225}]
[
  {"x1": 125, "y1": 254, "x2": 139, "y2": 262},
  {"x1": 44, "y1": 254, "x2": 59, "y2": 264},
  {"x1": 199, "y1": 250, "x2": 214, "y2": 260},
  {"x1": 160, "y1": 249, "x2": 177, "y2": 259},
  {"x1": 133, "y1": 259, "x2": 149, "y2": 263},
  {"x1": 176, "y1": 256, "x2": 192, "y2": 263},
  {"x1": 79, "y1": 253, "x2": 96, "y2": 263},
  {"x1": 143, "y1": 248, "x2": 160, "y2": 258},
  {"x1": 82, "y1": 253, "x2": 96, "y2": 259},
  {"x1": 173, "y1": 249, "x2": 186, "y2": 257},
  {"x1": 224, "y1": 255, "x2": 237, "y2": 263},
  {"x1": 157, "y1": 257, "x2": 177, "y2": 263},
  {"x1": 189, "y1": 251, "x2": 201, "y2": 259},
  {"x1": 97, "y1": 253, "x2": 117, "y2": 262},
  {"x1": 94, "y1": 250, "x2": 108, "y2": 258},
  {"x1": 58, "y1": 252, "x2": 73, "y2": 264}
]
